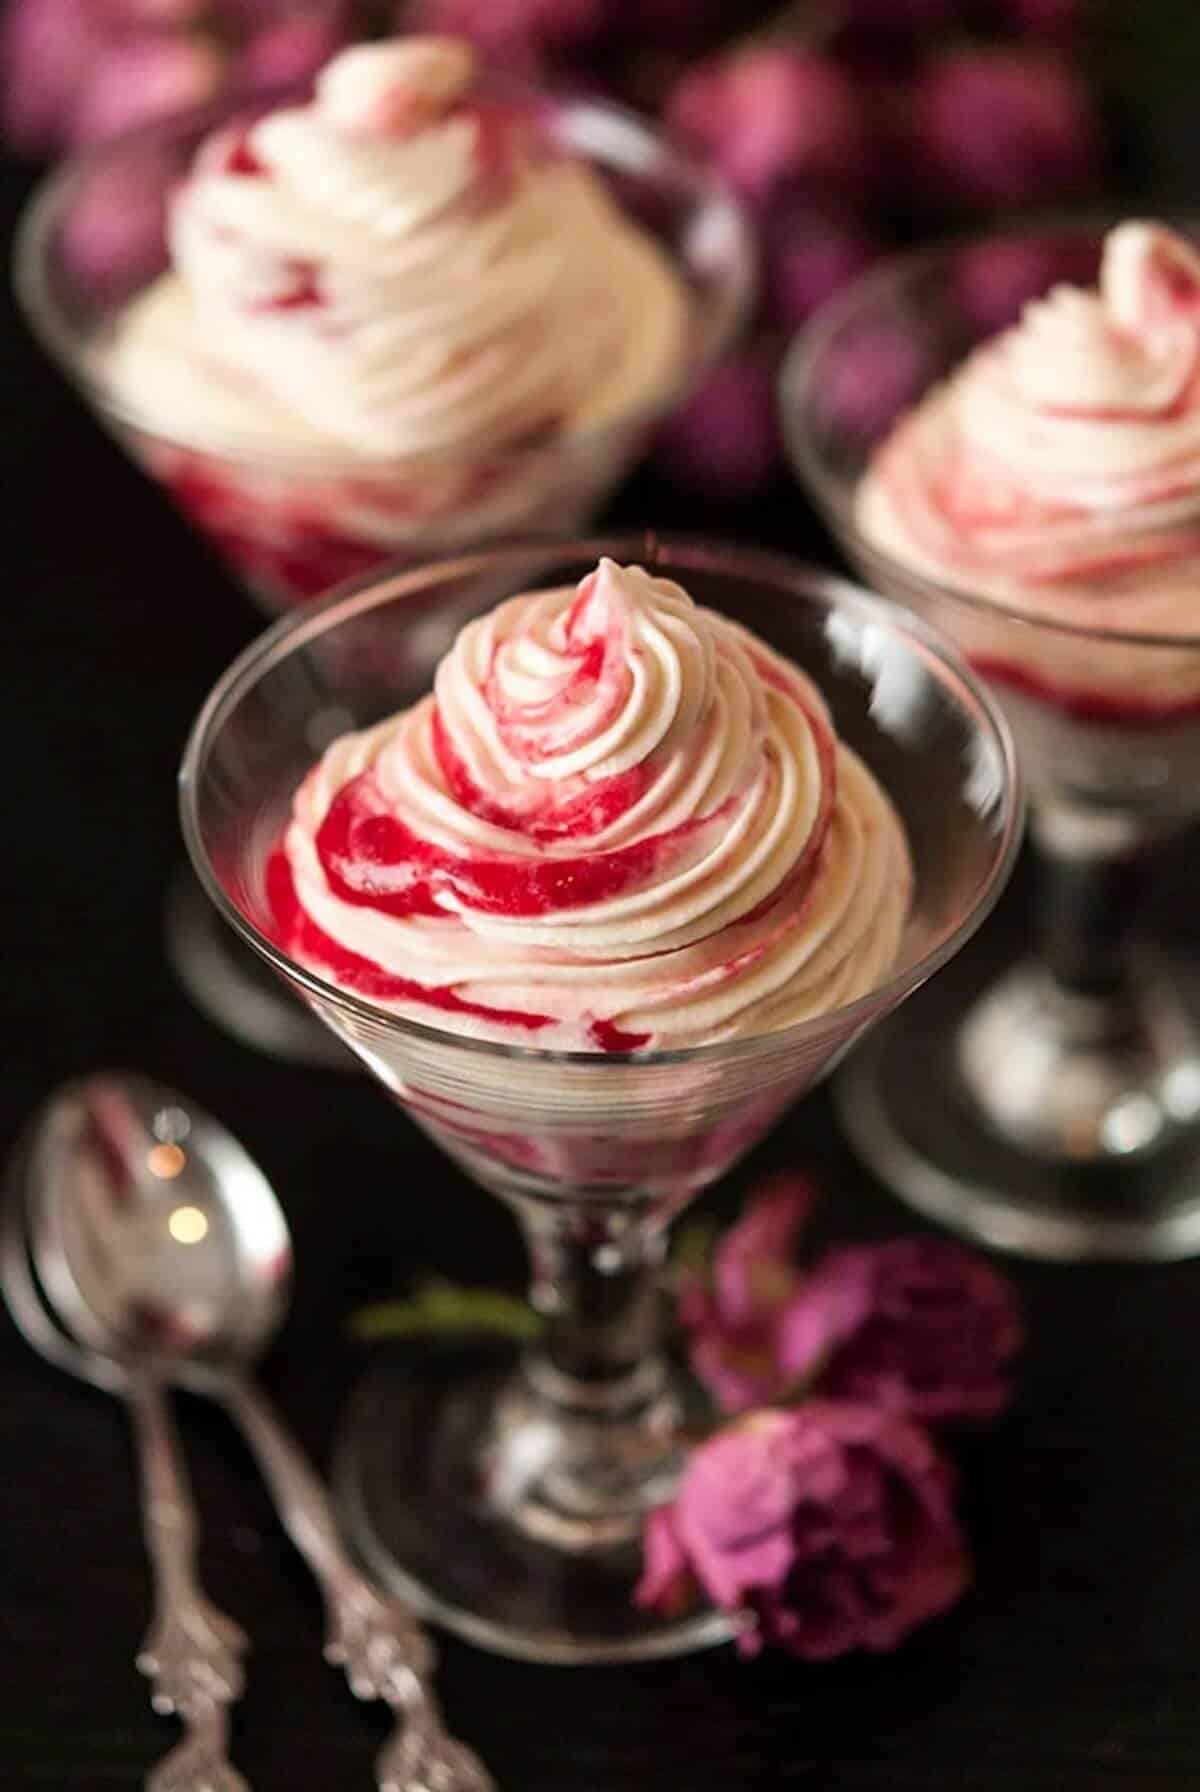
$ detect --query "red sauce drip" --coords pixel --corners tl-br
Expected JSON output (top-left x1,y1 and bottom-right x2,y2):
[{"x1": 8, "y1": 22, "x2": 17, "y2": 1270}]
[
  {"x1": 162, "y1": 458, "x2": 384, "y2": 604},
  {"x1": 224, "y1": 131, "x2": 264, "y2": 176},
  {"x1": 315, "y1": 770, "x2": 712, "y2": 919},
  {"x1": 590, "y1": 1019, "x2": 651, "y2": 1053},
  {"x1": 972, "y1": 656, "x2": 1200, "y2": 728},
  {"x1": 431, "y1": 708, "x2": 650, "y2": 841},
  {"x1": 265, "y1": 848, "x2": 553, "y2": 1030},
  {"x1": 463, "y1": 98, "x2": 540, "y2": 197},
  {"x1": 484, "y1": 607, "x2": 632, "y2": 766},
  {"x1": 257, "y1": 260, "x2": 323, "y2": 311}
]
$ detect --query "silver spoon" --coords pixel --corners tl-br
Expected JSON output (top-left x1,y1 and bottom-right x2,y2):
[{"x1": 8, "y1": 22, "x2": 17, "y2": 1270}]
[
  {"x1": 2, "y1": 1080, "x2": 251, "y2": 1792},
  {"x1": 20, "y1": 1072, "x2": 494, "y2": 1792}
]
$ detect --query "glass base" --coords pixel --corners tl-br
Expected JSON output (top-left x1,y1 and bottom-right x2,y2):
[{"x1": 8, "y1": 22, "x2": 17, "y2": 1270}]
[
  {"x1": 165, "y1": 869, "x2": 353, "y2": 1070},
  {"x1": 332, "y1": 1349, "x2": 734, "y2": 1665},
  {"x1": 835, "y1": 957, "x2": 1200, "y2": 1261}
]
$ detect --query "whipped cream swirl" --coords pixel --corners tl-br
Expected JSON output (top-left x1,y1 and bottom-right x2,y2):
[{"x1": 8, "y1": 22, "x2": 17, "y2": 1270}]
[
  {"x1": 274, "y1": 560, "x2": 912, "y2": 1051},
  {"x1": 101, "y1": 37, "x2": 689, "y2": 460},
  {"x1": 859, "y1": 223, "x2": 1200, "y2": 617}
]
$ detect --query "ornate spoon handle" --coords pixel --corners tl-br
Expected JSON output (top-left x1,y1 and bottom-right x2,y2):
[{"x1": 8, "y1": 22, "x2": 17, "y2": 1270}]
[
  {"x1": 222, "y1": 1374, "x2": 494, "y2": 1792},
  {"x1": 146, "y1": 1699, "x2": 250, "y2": 1792},
  {"x1": 127, "y1": 1374, "x2": 251, "y2": 1791}
]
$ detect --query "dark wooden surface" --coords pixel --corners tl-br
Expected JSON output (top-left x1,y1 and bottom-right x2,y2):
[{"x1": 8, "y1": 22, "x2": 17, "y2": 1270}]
[{"x1": 6, "y1": 154, "x2": 1200, "y2": 1789}]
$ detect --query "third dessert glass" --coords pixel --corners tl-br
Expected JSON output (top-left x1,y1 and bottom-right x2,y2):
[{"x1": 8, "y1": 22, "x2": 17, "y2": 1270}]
[
  {"x1": 15, "y1": 38, "x2": 753, "y2": 618},
  {"x1": 783, "y1": 217, "x2": 1200, "y2": 1260},
  {"x1": 180, "y1": 534, "x2": 1020, "y2": 1663}
]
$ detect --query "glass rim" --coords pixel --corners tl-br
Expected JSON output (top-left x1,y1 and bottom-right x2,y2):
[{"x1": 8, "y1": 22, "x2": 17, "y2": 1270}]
[
  {"x1": 14, "y1": 73, "x2": 755, "y2": 476},
  {"x1": 779, "y1": 204, "x2": 1200, "y2": 653},
  {"x1": 179, "y1": 530, "x2": 1025, "y2": 1069}
]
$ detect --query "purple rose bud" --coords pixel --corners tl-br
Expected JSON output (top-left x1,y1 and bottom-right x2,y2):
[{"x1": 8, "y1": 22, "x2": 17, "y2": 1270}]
[
  {"x1": 60, "y1": 146, "x2": 174, "y2": 296},
  {"x1": 952, "y1": 235, "x2": 1098, "y2": 335},
  {"x1": 636, "y1": 1403, "x2": 971, "y2": 1658},
  {"x1": 665, "y1": 47, "x2": 869, "y2": 203},
  {"x1": 655, "y1": 350, "x2": 780, "y2": 500},
  {"x1": 71, "y1": 35, "x2": 226, "y2": 146},
  {"x1": 679, "y1": 1174, "x2": 811, "y2": 1413},
  {"x1": 778, "y1": 1238, "x2": 1023, "y2": 1424},
  {"x1": 0, "y1": 0, "x2": 107, "y2": 156},
  {"x1": 764, "y1": 207, "x2": 880, "y2": 332},
  {"x1": 806, "y1": 315, "x2": 938, "y2": 447},
  {"x1": 240, "y1": 13, "x2": 348, "y2": 92},
  {"x1": 711, "y1": 1173, "x2": 812, "y2": 1330},
  {"x1": 680, "y1": 1175, "x2": 813, "y2": 1412},
  {"x1": 911, "y1": 48, "x2": 1102, "y2": 210}
]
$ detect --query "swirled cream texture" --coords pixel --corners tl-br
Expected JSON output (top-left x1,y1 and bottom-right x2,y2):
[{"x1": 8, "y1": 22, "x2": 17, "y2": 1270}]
[
  {"x1": 271, "y1": 560, "x2": 912, "y2": 1050},
  {"x1": 99, "y1": 37, "x2": 689, "y2": 461},
  {"x1": 858, "y1": 224, "x2": 1200, "y2": 688}
]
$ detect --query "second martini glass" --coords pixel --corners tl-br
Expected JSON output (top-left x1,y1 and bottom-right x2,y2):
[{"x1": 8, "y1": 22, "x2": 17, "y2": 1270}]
[
  {"x1": 783, "y1": 219, "x2": 1200, "y2": 1261},
  {"x1": 180, "y1": 533, "x2": 1020, "y2": 1663}
]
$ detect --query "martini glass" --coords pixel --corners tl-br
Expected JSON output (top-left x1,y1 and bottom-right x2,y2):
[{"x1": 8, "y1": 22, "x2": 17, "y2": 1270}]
[
  {"x1": 782, "y1": 217, "x2": 1200, "y2": 1261},
  {"x1": 180, "y1": 533, "x2": 1021, "y2": 1663},
  {"x1": 17, "y1": 74, "x2": 753, "y2": 1068}
]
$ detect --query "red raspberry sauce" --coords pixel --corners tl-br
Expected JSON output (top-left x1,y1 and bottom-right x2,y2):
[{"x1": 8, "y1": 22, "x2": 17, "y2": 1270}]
[{"x1": 972, "y1": 657, "x2": 1200, "y2": 728}]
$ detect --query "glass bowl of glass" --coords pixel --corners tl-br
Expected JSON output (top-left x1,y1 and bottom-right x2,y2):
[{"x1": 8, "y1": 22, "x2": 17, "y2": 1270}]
[
  {"x1": 15, "y1": 78, "x2": 754, "y2": 618},
  {"x1": 781, "y1": 216, "x2": 1200, "y2": 1261},
  {"x1": 180, "y1": 532, "x2": 1021, "y2": 1664}
]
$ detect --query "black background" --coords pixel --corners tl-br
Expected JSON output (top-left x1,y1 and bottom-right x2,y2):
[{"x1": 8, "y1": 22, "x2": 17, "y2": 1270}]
[{"x1": 6, "y1": 150, "x2": 1200, "y2": 1789}]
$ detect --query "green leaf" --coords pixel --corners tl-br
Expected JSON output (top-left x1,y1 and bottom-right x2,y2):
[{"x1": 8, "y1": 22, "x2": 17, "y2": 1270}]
[
  {"x1": 349, "y1": 1276, "x2": 543, "y2": 1344},
  {"x1": 671, "y1": 1218, "x2": 719, "y2": 1279}
]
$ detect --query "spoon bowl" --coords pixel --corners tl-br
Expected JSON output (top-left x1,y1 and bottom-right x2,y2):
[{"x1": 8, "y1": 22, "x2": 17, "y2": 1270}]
[{"x1": 24, "y1": 1073, "x2": 291, "y2": 1386}]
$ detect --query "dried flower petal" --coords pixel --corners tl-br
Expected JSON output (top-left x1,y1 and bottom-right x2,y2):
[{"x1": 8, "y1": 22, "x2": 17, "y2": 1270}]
[
  {"x1": 910, "y1": 48, "x2": 1102, "y2": 210},
  {"x1": 638, "y1": 1404, "x2": 970, "y2": 1658},
  {"x1": 665, "y1": 47, "x2": 869, "y2": 203},
  {"x1": 655, "y1": 350, "x2": 779, "y2": 501},
  {"x1": 779, "y1": 1238, "x2": 1023, "y2": 1424}
]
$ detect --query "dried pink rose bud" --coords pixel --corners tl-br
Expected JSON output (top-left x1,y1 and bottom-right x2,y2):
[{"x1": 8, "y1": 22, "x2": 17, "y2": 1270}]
[
  {"x1": 241, "y1": 14, "x2": 349, "y2": 94},
  {"x1": 71, "y1": 35, "x2": 225, "y2": 147},
  {"x1": 679, "y1": 1174, "x2": 811, "y2": 1413},
  {"x1": 952, "y1": 235, "x2": 1098, "y2": 336},
  {"x1": 0, "y1": 0, "x2": 107, "y2": 157},
  {"x1": 911, "y1": 48, "x2": 1102, "y2": 210},
  {"x1": 778, "y1": 1238, "x2": 1023, "y2": 1424},
  {"x1": 655, "y1": 349, "x2": 780, "y2": 500},
  {"x1": 812, "y1": 315, "x2": 939, "y2": 446},
  {"x1": 637, "y1": 1404, "x2": 970, "y2": 1658},
  {"x1": 765, "y1": 208, "x2": 880, "y2": 331},
  {"x1": 60, "y1": 145, "x2": 174, "y2": 294},
  {"x1": 665, "y1": 46, "x2": 869, "y2": 202}
]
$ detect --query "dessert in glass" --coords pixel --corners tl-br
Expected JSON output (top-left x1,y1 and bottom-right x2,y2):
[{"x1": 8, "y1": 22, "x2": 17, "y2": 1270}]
[
  {"x1": 783, "y1": 217, "x2": 1200, "y2": 1260},
  {"x1": 15, "y1": 36, "x2": 752, "y2": 616},
  {"x1": 180, "y1": 533, "x2": 1021, "y2": 1662},
  {"x1": 17, "y1": 34, "x2": 753, "y2": 1068}
]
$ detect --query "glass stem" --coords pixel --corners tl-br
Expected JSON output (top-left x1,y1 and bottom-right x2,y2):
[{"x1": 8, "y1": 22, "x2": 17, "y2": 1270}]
[
  {"x1": 959, "y1": 810, "x2": 1199, "y2": 1163},
  {"x1": 522, "y1": 1202, "x2": 669, "y2": 1405},
  {"x1": 1032, "y1": 814, "x2": 1149, "y2": 1002},
  {"x1": 485, "y1": 1196, "x2": 684, "y2": 1549}
]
